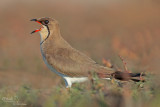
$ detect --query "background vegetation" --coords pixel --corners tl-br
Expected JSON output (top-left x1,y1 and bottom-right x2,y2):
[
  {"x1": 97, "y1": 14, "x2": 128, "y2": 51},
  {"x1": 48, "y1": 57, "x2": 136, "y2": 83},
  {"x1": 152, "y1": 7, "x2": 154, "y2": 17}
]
[{"x1": 0, "y1": 0, "x2": 160, "y2": 107}]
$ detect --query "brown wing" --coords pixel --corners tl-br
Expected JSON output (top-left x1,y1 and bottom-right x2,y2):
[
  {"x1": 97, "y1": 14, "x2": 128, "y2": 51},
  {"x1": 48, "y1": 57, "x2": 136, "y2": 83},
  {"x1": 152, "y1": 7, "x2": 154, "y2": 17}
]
[{"x1": 46, "y1": 48, "x2": 114, "y2": 77}]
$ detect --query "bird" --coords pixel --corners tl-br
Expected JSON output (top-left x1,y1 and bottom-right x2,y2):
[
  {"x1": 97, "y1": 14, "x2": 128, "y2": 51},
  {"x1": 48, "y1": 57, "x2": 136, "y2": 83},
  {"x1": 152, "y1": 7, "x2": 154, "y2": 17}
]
[{"x1": 30, "y1": 17, "x2": 144, "y2": 88}]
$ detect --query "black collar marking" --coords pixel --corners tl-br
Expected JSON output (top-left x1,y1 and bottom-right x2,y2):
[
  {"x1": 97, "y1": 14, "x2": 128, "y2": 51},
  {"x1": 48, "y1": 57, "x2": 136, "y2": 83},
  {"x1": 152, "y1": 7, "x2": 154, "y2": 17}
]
[{"x1": 40, "y1": 25, "x2": 50, "y2": 45}]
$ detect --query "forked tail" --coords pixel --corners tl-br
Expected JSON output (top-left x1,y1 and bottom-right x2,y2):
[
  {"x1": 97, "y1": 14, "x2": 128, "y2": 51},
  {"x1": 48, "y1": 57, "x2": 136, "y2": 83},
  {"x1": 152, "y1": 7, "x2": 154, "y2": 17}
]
[{"x1": 111, "y1": 71, "x2": 145, "y2": 82}]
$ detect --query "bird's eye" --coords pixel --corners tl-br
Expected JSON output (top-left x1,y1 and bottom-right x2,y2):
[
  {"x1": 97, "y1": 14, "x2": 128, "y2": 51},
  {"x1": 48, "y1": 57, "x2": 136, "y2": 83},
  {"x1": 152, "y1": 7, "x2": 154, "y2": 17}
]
[{"x1": 44, "y1": 20, "x2": 49, "y2": 24}]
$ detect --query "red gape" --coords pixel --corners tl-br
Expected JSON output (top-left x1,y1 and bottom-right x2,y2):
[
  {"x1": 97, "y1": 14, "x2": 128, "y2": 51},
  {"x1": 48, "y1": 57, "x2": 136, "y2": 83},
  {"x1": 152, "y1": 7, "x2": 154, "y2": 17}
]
[
  {"x1": 36, "y1": 21, "x2": 42, "y2": 24},
  {"x1": 34, "y1": 29, "x2": 41, "y2": 32}
]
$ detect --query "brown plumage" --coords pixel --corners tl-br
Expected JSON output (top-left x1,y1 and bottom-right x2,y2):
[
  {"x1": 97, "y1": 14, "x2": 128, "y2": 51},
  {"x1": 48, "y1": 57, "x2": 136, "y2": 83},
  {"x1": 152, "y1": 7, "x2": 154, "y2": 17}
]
[{"x1": 31, "y1": 17, "x2": 144, "y2": 87}]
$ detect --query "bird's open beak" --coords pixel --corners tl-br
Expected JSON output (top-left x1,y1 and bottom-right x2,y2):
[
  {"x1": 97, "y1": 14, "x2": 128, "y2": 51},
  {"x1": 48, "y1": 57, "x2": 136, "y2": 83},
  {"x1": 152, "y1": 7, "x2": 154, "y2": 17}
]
[{"x1": 30, "y1": 19, "x2": 43, "y2": 34}]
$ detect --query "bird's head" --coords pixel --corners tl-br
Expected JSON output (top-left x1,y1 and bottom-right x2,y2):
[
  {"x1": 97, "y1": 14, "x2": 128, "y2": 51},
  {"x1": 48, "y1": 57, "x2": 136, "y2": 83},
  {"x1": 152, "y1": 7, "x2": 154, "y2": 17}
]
[
  {"x1": 31, "y1": 17, "x2": 58, "y2": 34},
  {"x1": 31, "y1": 17, "x2": 60, "y2": 44}
]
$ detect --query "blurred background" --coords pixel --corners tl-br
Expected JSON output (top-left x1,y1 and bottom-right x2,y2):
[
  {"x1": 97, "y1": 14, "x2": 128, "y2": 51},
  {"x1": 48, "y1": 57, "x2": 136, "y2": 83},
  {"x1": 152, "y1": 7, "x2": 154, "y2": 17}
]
[{"x1": 0, "y1": 0, "x2": 160, "y2": 106}]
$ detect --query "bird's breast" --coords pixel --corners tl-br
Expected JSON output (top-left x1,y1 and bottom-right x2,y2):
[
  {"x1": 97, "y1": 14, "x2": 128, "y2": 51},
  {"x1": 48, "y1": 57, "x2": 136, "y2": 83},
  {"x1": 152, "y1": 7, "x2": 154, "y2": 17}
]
[{"x1": 40, "y1": 45, "x2": 66, "y2": 77}]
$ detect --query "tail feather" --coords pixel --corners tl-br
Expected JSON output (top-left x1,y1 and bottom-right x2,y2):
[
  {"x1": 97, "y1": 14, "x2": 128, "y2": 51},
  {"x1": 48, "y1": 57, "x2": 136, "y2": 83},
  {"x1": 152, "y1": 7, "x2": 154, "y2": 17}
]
[
  {"x1": 112, "y1": 71, "x2": 145, "y2": 82},
  {"x1": 131, "y1": 78, "x2": 145, "y2": 82},
  {"x1": 130, "y1": 73, "x2": 145, "y2": 77}
]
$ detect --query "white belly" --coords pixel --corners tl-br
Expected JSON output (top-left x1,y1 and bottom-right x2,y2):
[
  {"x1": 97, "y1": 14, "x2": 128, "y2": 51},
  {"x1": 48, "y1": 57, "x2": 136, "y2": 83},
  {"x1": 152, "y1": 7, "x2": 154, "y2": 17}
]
[{"x1": 64, "y1": 77, "x2": 88, "y2": 88}]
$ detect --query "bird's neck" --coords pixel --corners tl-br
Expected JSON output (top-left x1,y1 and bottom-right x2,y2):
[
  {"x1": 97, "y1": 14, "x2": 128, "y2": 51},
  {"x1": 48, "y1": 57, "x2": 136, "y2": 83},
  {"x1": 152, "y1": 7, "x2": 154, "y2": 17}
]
[
  {"x1": 39, "y1": 25, "x2": 72, "y2": 54},
  {"x1": 39, "y1": 24, "x2": 61, "y2": 45}
]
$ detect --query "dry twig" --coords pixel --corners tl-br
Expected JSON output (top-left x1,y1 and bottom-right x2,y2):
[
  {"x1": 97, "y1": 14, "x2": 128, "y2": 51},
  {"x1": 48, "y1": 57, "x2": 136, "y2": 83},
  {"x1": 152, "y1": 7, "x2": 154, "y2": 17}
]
[{"x1": 118, "y1": 55, "x2": 131, "y2": 73}]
